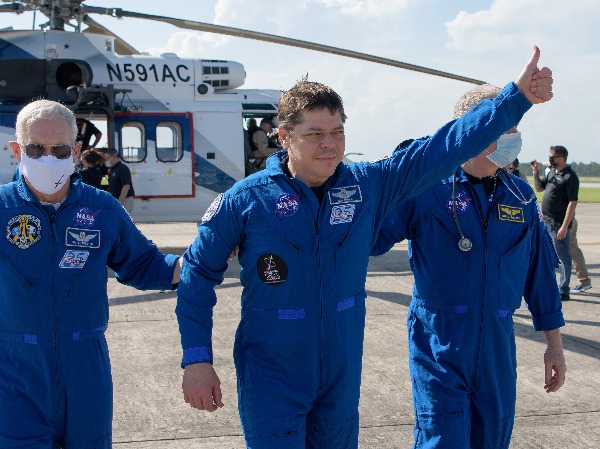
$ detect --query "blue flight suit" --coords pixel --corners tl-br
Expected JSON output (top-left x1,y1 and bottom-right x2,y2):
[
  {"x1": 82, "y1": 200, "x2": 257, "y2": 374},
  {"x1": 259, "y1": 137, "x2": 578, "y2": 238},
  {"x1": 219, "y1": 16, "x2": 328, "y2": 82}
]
[
  {"x1": 176, "y1": 83, "x2": 532, "y2": 449},
  {"x1": 0, "y1": 175, "x2": 178, "y2": 449},
  {"x1": 372, "y1": 169, "x2": 564, "y2": 448}
]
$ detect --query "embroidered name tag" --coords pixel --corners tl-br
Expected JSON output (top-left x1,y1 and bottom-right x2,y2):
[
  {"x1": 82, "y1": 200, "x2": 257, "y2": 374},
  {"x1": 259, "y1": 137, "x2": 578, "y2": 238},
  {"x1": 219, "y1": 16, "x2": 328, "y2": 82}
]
[
  {"x1": 328, "y1": 185, "x2": 362, "y2": 205},
  {"x1": 66, "y1": 227, "x2": 100, "y2": 248},
  {"x1": 498, "y1": 204, "x2": 524, "y2": 222}
]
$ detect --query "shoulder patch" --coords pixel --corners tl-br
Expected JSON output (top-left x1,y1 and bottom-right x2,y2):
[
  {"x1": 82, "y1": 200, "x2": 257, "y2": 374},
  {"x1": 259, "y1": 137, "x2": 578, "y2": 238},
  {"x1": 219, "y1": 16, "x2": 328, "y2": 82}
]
[{"x1": 202, "y1": 193, "x2": 224, "y2": 222}]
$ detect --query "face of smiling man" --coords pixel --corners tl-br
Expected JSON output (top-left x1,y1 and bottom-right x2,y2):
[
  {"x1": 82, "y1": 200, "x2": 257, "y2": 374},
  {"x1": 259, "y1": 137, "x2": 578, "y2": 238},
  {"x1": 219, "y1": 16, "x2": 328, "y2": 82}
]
[{"x1": 279, "y1": 108, "x2": 345, "y2": 187}]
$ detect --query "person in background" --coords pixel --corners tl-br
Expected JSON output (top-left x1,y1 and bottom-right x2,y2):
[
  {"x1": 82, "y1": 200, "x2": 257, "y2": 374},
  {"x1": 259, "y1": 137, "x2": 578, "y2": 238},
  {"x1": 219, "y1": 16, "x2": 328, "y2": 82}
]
[
  {"x1": 76, "y1": 117, "x2": 102, "y2": 152},
  {"x1": 1, "y1": 99, "x2": 181, "y2": 448},
  {"x1": 569, "y1": 216, "x2": 592, "y2": 293},
  {"x1": 505, "y1": 157, "x2": 528, "y2": 181},
  {"x1": 79, "y1": 148, "x2": 105, "y2": 189},
  {"x1": 372, "y1": 84, "x2": 565, "y2": 449},
  {"x1": 104, "y1": 148, "x2": 135, "y2": 213},
  {"x1": 532, "y1": 145, "x2": 579, "y2": 301},
  {"x1": 250, "y1": 117, "x2": 278, "y2": 169},
  {"x1": 176, "y1": 47, "x2": 554, "y2": 449}
]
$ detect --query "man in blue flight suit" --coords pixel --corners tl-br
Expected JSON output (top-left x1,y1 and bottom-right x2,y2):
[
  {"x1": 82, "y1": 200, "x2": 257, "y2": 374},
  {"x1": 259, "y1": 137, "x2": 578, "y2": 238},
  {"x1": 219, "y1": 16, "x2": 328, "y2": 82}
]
[
  {"x1": 177, "y1": 47, "x2": 554, "y2": 449},
  {"x1": 0, "y1": 99, "x2": 182, "y2": 448},
  {"x1": 372, "y1": 84, "x2": 566, "y2": 448}
]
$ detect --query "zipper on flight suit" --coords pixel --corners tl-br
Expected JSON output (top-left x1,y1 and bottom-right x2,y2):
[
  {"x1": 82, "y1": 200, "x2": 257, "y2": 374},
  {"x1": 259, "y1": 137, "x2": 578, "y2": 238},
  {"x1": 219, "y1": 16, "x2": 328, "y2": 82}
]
[
  {"x1": 40, "y1": 203, "x2": 62, "y2": 425},
  {"x1": 295, "y1": 181, "x2": 326, "y2": 390},
  {"x1": 467, "y1": 184, "x2": 506, "y2": 389}
]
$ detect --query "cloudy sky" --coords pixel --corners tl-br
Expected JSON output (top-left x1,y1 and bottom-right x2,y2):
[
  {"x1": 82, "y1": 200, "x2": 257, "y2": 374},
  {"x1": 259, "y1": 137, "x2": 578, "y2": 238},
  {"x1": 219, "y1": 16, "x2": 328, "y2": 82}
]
[{"x1": 2, "y1": 0, "x2": 598, "y2": 163}]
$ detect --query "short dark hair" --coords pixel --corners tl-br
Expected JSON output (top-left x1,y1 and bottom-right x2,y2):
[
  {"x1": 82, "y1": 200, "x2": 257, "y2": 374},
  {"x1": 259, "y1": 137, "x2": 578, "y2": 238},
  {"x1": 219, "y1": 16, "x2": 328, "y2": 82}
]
[
  {"x1": 278, "y1": 76, "x2": 347, "y2": 130},
  {"x1": 551, "y1": 145, "x2": 568, "y2": 160},
  {"x1": 106, "y1": 148, "x2": 119, "y2": 157},
  {"x1": 81, "y1": 149, "x2": 105, "y2": 167}
]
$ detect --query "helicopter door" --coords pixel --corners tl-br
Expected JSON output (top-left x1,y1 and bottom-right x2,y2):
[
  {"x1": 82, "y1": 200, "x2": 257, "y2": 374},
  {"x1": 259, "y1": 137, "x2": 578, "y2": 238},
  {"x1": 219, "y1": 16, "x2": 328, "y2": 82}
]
[{"x1": 113, "y1": 113, "x2": 194, "y2": 198}]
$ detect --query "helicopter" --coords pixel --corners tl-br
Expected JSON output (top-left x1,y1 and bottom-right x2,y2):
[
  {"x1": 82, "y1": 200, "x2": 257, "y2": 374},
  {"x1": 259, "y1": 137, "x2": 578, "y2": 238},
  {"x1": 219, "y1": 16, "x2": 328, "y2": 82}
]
[{"x1": 0, "y1": 0, "x2": 484, "y2": 222}]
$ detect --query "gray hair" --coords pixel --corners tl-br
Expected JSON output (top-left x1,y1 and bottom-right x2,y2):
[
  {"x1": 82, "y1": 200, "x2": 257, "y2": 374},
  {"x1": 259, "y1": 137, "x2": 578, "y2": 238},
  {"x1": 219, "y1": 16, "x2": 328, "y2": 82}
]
[
  {"x1": 15, "y1": 99, "x2": 77, "y2": 143},
  {"x1": 453, "y1": 84, "x2": 502, "y2": 119}
]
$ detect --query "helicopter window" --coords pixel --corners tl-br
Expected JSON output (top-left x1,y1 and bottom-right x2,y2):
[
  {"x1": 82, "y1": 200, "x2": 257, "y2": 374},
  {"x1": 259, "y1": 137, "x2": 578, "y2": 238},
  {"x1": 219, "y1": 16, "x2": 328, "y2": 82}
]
[
  {"x1": 203, "y1": 67, "x2": 211, "y2": 75},
  {"x1": 119, "y1": 123, "x2": 146, "y2": 163},
  {"x1": 220, "y1": 67, "x2": 229, "y2": 75},
  {"x1": 156, "y1": 122, "x2": 183, "y2": 163},
  {"x1": 211, "y1": 67, "x2": 220, "y2": 75}
]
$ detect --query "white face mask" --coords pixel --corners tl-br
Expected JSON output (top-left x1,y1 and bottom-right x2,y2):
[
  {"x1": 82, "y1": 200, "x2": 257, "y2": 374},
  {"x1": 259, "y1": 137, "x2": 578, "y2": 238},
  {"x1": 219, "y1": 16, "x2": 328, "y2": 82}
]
[
  {"x1": 20, "y1": 152, "x2": 74, "y2": 195},
  {"x1": 486, "y1": 132, "x2": 522, "y2": 168},
  {"x1": 104, "y1": 160, "x2": 112, "y2": 168}
]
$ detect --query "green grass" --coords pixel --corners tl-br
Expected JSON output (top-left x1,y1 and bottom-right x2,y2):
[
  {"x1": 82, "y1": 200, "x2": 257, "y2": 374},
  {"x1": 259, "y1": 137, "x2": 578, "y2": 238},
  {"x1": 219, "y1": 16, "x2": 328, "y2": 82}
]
[
  {"x1": 531, "y1": 187, "x2": 600, "y2": 203},
  {"x1": 522, "y1": 177, "x2": 600, "y2": 203}
]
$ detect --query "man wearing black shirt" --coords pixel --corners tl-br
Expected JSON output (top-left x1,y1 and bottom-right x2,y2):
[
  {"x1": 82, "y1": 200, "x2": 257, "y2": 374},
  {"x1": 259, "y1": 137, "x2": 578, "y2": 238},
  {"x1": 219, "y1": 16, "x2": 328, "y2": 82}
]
[
  {"x1": 76, "y1": 118, "x2": 102, "y2": 152},
  {"x1": 104, "y1": 149, "x2": 135, "y2": 213},
  {"x1": 532, "y1": 145, "x2": 579, "y2": 301}
]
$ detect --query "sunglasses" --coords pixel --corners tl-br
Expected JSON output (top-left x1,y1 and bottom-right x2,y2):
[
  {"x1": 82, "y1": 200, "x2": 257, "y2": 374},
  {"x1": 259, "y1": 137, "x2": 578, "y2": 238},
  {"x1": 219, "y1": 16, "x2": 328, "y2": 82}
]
[{"x1": 21, "y1": 143, "x2": 73, "y2": 160}]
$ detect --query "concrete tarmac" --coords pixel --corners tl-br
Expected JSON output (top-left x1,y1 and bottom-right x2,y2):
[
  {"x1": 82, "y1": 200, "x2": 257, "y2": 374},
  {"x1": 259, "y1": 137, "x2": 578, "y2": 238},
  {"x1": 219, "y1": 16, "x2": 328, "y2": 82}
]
[{"x1": 108, "y1": 203, "x2": 600, "y2": 448}]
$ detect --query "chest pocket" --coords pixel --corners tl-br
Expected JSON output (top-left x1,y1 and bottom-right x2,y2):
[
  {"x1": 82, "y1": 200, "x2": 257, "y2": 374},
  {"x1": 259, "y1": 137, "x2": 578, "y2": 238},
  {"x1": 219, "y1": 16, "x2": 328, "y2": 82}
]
[
  {"x1": 495, "y1": 224, "x2": 531, "y2": 313},
  {"x1": 57, "y1": 226, "x2": 108, "y2": 282},
  {"x1": 0, "y1": 250, "x2": 37, "y2": 337}
]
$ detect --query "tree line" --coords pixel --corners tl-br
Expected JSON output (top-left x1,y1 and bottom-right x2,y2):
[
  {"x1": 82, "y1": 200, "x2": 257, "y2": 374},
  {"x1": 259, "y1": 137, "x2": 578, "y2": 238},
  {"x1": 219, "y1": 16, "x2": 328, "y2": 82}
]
[{"x1": 518, "y1": 161, "x2": 600, "y2": 177}]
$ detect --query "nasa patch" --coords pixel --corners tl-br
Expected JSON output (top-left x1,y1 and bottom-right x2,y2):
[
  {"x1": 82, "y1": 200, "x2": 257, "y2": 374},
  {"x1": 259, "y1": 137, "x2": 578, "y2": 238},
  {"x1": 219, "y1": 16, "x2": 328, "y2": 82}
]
[
  {"x1": 256, "y1": 253, "x2": 288, "y2": 285},
  {"x1": 66, "y1": 227, "x2": 100, "y2": 248},
  {"x1": 275, "y1": 193, "x2": 300, "y2": 217},
  {"x1": 445, "y1": 193, "x2": 472, "y2": 215},
  {"x1": 536, "y1": 202, "x2": 544, "y2": 222},
  {"x1": 6, "y1": 214, "x2": 42, "y2": 249},
  {"x1": 328, "y1": 185, "x2": 362, "y2": 205},
  {"x1": 74, "y1": 207, "x2": 100, "y2": 228},
  {"x1": 330, "y1": 203, "x2": 355, "y2": 225},
  {"x1": 202, "y1": 193, "x2": 223, "y2": 222},
  {"x1": 59, "y1": 250, "x2": 89, "y2": 269}
]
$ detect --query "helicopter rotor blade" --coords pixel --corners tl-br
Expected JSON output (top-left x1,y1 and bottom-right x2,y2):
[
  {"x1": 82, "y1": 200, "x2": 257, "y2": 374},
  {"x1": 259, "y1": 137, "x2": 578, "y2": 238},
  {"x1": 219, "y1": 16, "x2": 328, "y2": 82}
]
[
  {"x1": 82, "y1": 13, "x2": 140, "y2": 55},
  {"x1": 0, "y1": 2, "x2": 26, "y2": 14},
  {"x1": 82, "y1": 6, "x2": 485, "y2": 85}
]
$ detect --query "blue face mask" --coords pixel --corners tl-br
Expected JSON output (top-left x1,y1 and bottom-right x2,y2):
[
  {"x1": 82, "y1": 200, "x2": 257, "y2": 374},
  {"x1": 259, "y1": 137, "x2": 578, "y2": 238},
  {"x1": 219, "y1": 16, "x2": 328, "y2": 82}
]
[{"x1": 486, "y1": 131, "x2": 522, "y2": 168}]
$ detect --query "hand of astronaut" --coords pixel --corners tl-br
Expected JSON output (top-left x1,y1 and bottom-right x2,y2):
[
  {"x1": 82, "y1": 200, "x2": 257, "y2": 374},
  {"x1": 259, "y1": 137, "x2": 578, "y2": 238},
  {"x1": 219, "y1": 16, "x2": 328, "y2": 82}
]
[
  {"x1": 172, "y1": 257, "x2": 183, "y2": 285},
  {"x1": 182, "y1": 362, "x2": 224, "y2": 412},
  {"x1": 515, "y1": 45, "x2": 553, "y2": 104},
  {"x1": 543, "y1": 330, "x2": 567, "y2": 393}
]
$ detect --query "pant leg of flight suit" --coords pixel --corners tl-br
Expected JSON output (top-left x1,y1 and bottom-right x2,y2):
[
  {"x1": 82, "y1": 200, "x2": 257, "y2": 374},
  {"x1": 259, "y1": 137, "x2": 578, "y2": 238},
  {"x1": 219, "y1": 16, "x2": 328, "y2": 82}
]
[
  {"x1": 407, "y1": 303, "x2": 473, "y2": 449},
  {"x1": 0, "y1": 340, "x2": 54, "y2": 449},
  {"x1": 303, "y1": 290, "x2": 366, "y2": 449},
  {"x1": 61, "y1": 335, "x2": 113, "y2": 449},
  {"x1": 469, "y1": 316, "x2": 517, "y2": 449}
]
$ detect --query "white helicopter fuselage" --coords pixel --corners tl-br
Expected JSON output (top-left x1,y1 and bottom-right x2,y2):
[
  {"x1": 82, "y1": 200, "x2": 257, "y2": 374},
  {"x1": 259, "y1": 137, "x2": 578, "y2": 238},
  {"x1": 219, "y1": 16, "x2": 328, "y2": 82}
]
[{"x1": 0, "y1": 29, "x2": 280, "y2": 222}]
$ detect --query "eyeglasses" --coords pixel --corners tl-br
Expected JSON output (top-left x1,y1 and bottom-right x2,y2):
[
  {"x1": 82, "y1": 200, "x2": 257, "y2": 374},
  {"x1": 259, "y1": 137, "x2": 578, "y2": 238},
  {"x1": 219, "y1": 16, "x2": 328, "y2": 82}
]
[{"x1": 21, "y1": 143, "x2": 73, "y2": 160}]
